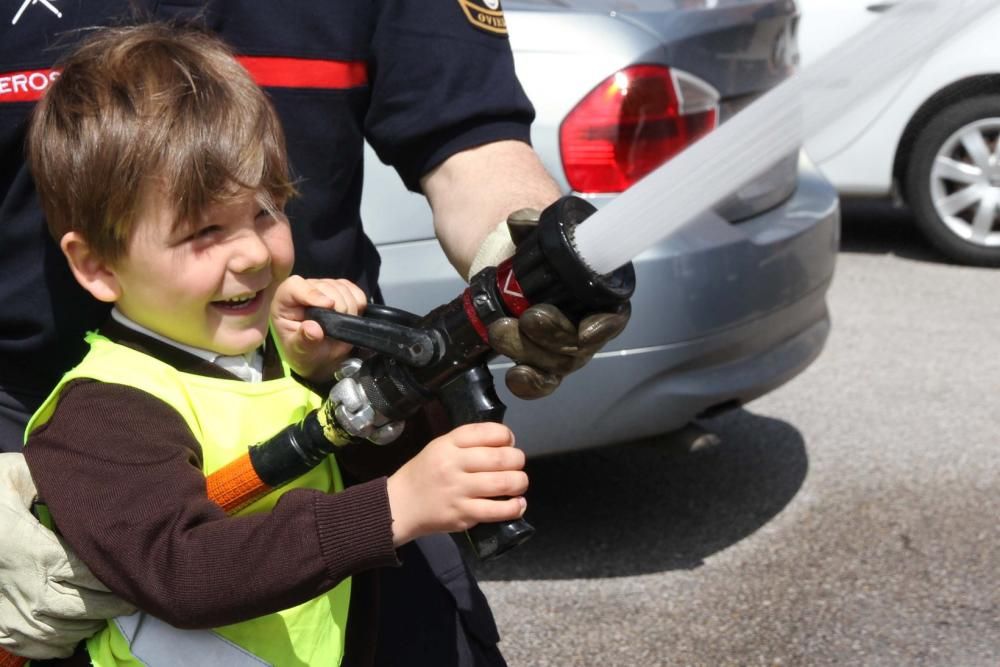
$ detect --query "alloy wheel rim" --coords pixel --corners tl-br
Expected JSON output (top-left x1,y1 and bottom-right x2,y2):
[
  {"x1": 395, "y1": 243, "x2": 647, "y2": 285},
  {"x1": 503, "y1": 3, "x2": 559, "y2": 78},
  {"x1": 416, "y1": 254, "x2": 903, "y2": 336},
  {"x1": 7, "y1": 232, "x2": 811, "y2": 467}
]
[{"x1": 930, "y1": 117, "x2": 1000, "y2": 248}]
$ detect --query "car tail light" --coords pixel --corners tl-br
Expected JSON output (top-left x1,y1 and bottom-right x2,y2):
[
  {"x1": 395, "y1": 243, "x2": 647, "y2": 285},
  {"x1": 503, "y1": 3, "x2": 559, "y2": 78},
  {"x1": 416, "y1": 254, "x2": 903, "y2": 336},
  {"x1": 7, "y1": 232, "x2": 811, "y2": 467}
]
[{"x1": 560, "y1": 65, "x2": 719, "y2": 194}]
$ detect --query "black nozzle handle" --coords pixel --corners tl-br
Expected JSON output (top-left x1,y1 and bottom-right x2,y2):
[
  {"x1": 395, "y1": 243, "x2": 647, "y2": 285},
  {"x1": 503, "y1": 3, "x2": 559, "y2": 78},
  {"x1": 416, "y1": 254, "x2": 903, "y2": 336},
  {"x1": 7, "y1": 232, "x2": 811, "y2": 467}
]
[
  {"x1": 440, "y1": 367, "x2": 535, "y2": 560},
  {"x1": 305, "y1": 307, "x2": 439, "y2": 367}
]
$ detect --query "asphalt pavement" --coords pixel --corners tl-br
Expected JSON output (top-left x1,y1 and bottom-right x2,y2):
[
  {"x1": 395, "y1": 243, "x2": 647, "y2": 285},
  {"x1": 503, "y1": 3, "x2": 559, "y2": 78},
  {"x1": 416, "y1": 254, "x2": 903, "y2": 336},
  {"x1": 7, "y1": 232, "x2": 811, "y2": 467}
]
[{"x1": 472, "y1": 201, "x2": 1000, "y2": 666}]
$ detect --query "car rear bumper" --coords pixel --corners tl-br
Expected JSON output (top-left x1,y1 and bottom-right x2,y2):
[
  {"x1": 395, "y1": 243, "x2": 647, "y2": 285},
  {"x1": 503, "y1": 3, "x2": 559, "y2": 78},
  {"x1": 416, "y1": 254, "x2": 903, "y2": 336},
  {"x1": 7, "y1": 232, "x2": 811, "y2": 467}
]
[{"x1": 496, "y1": 279, "x2": 831, "y2": 455}]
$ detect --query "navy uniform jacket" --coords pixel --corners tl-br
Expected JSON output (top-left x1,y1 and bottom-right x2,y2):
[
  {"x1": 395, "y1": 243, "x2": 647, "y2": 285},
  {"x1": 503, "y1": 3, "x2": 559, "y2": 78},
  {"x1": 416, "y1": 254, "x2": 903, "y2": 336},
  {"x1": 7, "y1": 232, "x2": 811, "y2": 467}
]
[{"x1": 0, "y1": 0, "x2": 534, "y2": 412}]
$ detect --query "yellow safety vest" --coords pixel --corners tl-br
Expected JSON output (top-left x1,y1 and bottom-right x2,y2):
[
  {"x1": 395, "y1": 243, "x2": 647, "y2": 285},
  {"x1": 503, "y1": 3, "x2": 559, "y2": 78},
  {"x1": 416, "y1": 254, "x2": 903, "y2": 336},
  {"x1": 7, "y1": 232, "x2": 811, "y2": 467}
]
[{"x1": 26, "y1": 332, "x2": 350, "y2": 667}]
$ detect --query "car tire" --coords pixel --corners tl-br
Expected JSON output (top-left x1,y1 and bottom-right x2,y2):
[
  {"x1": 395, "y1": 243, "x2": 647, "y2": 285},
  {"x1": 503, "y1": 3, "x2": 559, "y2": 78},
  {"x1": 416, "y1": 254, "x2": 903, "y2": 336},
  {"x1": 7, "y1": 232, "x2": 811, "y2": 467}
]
[{"x1": 904, "y1": 95, "x2": 1000, "y2": 267}]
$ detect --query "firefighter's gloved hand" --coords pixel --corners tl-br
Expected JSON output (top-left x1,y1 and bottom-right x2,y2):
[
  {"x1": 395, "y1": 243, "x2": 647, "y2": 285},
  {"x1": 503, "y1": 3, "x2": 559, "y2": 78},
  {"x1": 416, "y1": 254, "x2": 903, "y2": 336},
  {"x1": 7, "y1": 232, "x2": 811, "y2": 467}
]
[
  {"x1": 328, "y1": 359, "x2": 404, "y2": 445},
  {"x1": 470, "y1": 209, "x2": 632, "y2": 399},
  {"x1": 467, "y1": 208, "x2": 539, "y2": 282},
  {"x1": 489, "y1": 302, "x2": 630, "y2": 399},
  {"x1": 0, "y1": 453, "x2": 135, "y2": 659}
]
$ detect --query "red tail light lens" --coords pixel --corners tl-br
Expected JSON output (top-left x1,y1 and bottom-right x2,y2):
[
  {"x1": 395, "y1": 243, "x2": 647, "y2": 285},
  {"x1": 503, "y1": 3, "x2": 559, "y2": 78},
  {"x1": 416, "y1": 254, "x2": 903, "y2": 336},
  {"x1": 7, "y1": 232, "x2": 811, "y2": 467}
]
[{"x1": 559, "y1": 65, "x2": 719, "y2": 194}]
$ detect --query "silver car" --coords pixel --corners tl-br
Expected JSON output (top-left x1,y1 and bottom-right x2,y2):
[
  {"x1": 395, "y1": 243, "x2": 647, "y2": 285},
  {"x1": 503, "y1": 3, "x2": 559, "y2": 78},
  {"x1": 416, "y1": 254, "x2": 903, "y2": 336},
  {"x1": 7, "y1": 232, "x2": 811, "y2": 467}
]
[{"x1": 362, "y1": 0, "x2": 839, "y2": 457}]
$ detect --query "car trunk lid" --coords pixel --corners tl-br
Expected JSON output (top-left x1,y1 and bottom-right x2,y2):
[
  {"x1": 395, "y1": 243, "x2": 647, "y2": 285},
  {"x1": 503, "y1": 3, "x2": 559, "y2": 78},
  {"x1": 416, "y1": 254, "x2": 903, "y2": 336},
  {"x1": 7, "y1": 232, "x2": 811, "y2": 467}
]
[{"x1": 509, "y1": 0, "x2": 801, "y2": 221}]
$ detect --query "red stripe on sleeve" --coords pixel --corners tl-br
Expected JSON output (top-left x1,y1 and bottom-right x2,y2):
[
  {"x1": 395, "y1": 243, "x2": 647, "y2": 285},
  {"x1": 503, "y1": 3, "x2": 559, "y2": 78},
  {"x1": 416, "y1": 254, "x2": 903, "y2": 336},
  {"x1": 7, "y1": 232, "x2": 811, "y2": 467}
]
[
  {"x1": 0, "y1": 69, "x2": 59, "y2": 102},
  {"x1": 0, "y1": 56, "x2": 367, "y2": 105},
  {"x1": 237, "y1": 56, "x2": 368, "y2": 89}
]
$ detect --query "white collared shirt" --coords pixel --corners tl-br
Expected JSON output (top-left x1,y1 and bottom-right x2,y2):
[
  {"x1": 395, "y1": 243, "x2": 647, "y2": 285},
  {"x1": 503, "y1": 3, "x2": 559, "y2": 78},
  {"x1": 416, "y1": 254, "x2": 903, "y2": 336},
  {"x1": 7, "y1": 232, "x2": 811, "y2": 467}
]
[{"x1": 110, "y1": 308, "x2": 264, "y2": 383}]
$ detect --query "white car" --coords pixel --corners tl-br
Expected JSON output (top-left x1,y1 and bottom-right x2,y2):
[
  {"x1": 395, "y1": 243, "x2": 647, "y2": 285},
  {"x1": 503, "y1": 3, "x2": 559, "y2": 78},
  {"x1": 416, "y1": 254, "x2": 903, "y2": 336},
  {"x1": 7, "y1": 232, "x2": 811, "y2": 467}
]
[{"x1": 799, "y1": 0, "x2": 1000, "y2": 266}]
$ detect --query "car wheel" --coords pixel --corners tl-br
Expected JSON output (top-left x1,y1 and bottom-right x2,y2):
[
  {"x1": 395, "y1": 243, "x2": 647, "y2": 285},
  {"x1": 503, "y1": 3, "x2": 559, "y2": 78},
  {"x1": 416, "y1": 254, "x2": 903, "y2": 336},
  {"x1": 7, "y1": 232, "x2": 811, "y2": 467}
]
[{"x1": 905, "y1": 95, "x2": 1000, "y2": 267}]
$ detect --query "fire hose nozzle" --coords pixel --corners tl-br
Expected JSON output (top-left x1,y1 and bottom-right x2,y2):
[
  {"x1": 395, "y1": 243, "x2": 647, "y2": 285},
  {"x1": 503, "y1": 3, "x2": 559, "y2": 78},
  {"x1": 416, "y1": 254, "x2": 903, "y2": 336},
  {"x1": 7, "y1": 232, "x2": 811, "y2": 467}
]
[{"x1": 507, "y1": 196, "x2": 636, "y2": 317}]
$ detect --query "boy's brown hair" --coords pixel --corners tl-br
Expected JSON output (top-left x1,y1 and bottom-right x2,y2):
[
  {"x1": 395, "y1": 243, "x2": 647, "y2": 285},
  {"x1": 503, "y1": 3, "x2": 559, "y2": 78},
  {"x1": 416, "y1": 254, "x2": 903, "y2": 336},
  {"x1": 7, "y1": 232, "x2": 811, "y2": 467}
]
[{"x1": 28, "y1": 22, "x2": 296, "y2": 264}]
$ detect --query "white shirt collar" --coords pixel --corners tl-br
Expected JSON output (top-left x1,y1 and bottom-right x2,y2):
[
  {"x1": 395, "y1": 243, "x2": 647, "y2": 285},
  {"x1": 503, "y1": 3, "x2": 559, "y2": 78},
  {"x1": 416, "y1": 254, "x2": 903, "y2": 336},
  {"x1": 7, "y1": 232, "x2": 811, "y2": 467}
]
[{"x1": 110, "y1": 308, "x2": 264, "y2": 383}]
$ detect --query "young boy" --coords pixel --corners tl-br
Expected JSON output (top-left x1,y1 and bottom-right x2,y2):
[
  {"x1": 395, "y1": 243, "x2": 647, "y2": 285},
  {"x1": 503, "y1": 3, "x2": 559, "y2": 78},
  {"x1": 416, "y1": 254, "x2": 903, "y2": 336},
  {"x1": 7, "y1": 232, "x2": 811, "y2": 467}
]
[{"x1": 22, "y1": 23, "x2": 528, "y2": 666}]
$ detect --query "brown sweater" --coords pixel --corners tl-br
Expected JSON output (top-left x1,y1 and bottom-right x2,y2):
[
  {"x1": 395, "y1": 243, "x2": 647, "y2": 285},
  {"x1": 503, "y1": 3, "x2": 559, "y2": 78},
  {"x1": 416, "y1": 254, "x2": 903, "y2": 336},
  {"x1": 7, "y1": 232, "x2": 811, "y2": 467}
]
[{"x1": 25, "y1": 320, "x2": 437, "y2": 666}]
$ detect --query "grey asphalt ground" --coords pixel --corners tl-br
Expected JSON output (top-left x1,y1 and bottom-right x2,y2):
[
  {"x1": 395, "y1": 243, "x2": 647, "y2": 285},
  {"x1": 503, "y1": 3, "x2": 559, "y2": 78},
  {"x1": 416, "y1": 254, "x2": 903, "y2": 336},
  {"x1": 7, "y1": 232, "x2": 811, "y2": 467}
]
[{"x1": 472, "y1": 201, "x2": 1000, "y2": 666}]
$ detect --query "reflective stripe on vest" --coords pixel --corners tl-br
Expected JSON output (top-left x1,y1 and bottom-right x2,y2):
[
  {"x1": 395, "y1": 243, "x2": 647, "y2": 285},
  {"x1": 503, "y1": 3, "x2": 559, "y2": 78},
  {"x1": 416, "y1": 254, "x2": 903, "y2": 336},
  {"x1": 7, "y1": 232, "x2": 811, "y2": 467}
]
[
  {"x1": 27, "y1": 333, "x2": 350, "y2": 666},
  {"x1": 114, "y1": 613, "x2": 271, "y2": 667}
]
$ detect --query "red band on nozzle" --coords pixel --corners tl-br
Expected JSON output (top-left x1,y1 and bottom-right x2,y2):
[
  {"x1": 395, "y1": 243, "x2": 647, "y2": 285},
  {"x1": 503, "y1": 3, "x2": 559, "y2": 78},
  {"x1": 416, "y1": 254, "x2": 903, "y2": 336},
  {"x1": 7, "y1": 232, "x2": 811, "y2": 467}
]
[{"x1": 494, "y1": 258, "x2": 532, "y2": 317}]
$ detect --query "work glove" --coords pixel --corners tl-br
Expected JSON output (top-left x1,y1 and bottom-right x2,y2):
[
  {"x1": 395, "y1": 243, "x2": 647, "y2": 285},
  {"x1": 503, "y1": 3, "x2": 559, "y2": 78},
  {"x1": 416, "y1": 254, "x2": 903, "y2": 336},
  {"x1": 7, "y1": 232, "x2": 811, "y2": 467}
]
[
  {"x1": 0, "y1": 453, "x2": 135, "y2": 659},
  {"x1": 469, "y1": 208, "x2": 632, "y2": 400}
]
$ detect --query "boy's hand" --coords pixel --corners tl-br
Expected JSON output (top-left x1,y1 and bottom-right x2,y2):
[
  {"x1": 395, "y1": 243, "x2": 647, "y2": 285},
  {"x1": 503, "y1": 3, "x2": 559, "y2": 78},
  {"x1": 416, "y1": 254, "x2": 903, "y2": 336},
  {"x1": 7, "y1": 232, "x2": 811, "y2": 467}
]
[
  {"x1": 272, "y1": 276, "x2": 368, "y2": 382},
  {"x1": 386, "y1": 423, "x2": 527, "y2": 547}
]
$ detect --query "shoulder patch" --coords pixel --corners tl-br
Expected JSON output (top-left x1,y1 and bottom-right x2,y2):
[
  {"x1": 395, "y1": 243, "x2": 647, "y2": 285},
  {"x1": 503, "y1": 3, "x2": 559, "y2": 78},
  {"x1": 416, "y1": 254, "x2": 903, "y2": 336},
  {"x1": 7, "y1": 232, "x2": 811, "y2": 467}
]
[{"x1": 457, "y1": 0, "x2": 508, "y2": 36}]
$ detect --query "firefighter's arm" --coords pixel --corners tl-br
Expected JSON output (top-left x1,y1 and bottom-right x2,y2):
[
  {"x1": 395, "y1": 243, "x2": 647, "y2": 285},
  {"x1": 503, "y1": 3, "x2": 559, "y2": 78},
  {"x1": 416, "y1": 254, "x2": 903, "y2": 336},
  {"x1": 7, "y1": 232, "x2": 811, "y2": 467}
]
[{"x1": 421, "y1": 139, "x2": 561, "y2": 281}]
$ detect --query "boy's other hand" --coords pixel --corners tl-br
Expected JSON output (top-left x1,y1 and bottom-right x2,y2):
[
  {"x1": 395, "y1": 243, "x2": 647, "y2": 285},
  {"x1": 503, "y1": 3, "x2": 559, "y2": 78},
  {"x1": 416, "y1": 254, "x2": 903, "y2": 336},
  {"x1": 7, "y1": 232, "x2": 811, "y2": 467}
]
[
  {"x1": 385, "y1": 423, "x2": 527, "y2": 547},
  {"x1": 272, "y1": 276, "x2": 368, "y2": 382}
]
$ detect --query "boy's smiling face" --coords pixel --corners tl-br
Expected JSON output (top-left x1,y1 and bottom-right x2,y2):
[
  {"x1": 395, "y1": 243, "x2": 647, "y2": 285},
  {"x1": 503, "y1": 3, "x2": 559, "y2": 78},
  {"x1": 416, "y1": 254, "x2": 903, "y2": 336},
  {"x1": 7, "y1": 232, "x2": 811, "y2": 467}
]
[{"x1": 109, "y1": 187, "x2": 294, "y2": 356}]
